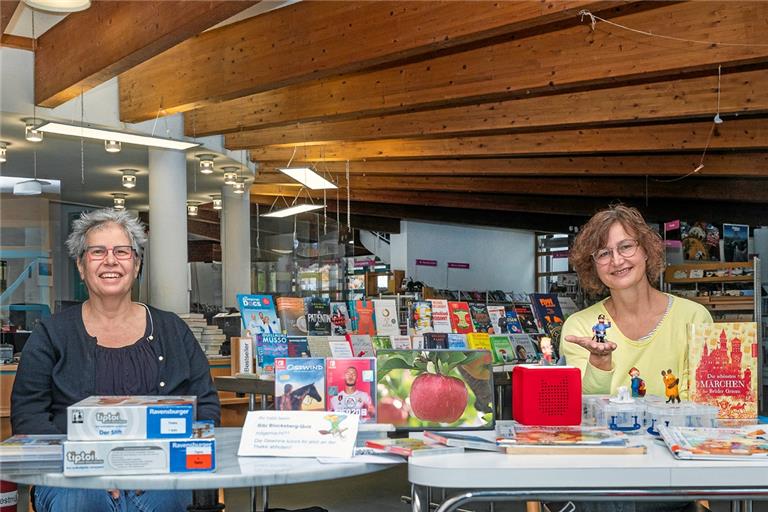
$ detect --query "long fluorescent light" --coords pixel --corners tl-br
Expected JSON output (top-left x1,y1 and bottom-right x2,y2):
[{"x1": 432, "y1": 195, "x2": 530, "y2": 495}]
[
  {"x1": 261, "y1": 204, "x2": 324, "y2": 218},
  {"x1": 37, "y1": 122, "x2": 200, "y2": 151},
  {"x1": 278, "y1": 167, "x2": 337, "y2": 190}
]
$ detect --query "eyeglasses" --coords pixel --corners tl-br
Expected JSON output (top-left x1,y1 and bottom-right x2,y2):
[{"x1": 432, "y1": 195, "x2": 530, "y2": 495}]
[
  {"x1": 591, "y1": 239, "x2": 639, "y2": 264},
  {"x1": 84, "y1": 245, "x2": 135, "y2": 260}
]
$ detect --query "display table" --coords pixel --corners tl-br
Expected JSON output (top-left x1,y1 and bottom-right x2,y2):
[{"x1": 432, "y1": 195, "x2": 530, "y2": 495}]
[
  {"x1": 409, "y1": 438, "x2": 768, "y2": 512},
  {"x1": 9, "y1": 428, "x2": 395, "y2": 512}
]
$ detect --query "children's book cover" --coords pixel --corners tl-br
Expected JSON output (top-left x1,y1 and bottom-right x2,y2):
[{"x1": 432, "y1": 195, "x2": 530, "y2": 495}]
[
  {"x1": 466, "y1": 332, "x2": 491, "y2": 353},
  {"x1": 304, "y1": 297, "x2": 332, "y2": 336},
  {"x1": 255, "y1": 333, "x2": 289, "y2": 375},
  {"x1": 501, "y1": 306, "x2": 524, "y2": 334},
  {"x1": 408, "y1": 301, "x2": 434, "y2": 335},
  {"x1": 689, "y1": 322, "x2": 758, "y2": 420},
  {"x1": 723, "y1": 223, "x2": 749, "y2": 262},
  {"x1": 423, "y1": 333, "x2": 449, "y2": 349},
  {"x1": 391, "y1": 335, "x2": 412, "y2": 350},
  {"x1": 469, "y1": 303, "x2": 493, "y2": 333},
  {"x1": 238, "y1": 294, "x2": 282, "y2": 336},
  {"x1": 349, "y1": 334, "x2": 376, "y2": 357},
  {"x1": 276, "y1": 297, "x2": 307, "y2": 336},
  {"x1": 330, "y1": 302, "x2": 351, "y2": 336},
  {"x1": 513, "y1": 303, "x2": 540, "y2": 335},
  {"x1": 411, "y1": 334, "x2": 424, "y2": 350},
  {"x1": 486, "y1": 305, "x2": 507, "y2": 336},
  {"x1": 326, "y1": 357, "x2": 377, "y2": 423},
  {"x1": 500, "y1": 425, "x2": 629, "y2": 446},
  {"x1": 373, "y1": 299, "x2": 400, "y2": 336},
  {"x1": 447, "y1": 301, "x2": 474, "y2": 334},
  {"x1": 371, "y1": 335, "x2": 392, "y2": 353},
  {"x1": 274, "y1": 357, "x2": 326, "y2": 411},
  {"x1": 349, "y1": 300, "x2": 376, "y2": 336},
  {"x1": 659, "y1": 425, "x2": 768, "y2": 460},
  {"x1": 447, "y1": 333, "x2": 468, "y2": 350},
  {"x1": 429, "y1": 299, "x2": 453, "y2": 333},
  {"x1": 508, "y1": 334, "x2": 540, "y2": 363},
  {"x1": 489, "y1": 335, "x2": 515, "y2": 364},
  {"x1": 528, "y1": 293, "x2": 564, "y2": 358},
  {"x1": 287, "y1": 336, "x2": 310, "y2": 357}
]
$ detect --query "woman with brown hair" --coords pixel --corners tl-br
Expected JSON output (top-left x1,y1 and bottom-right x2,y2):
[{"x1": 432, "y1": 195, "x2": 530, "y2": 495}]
[{"x1": 561, "y1": 204, "x2": 712, "y2": 398}]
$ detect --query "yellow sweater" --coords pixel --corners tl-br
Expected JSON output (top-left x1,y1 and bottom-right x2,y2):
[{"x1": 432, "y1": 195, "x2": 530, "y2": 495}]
[{"x1": 561, "y1": 294, "x2": 712, "y2": 399}]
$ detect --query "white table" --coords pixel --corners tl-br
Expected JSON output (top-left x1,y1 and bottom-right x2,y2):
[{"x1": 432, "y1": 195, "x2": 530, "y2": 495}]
[
  {"x1": 9, "y1": 428, "x2": 395, "y2": 512},
  {"x1": 408, "y1": 438, "x2": 768, "y2": 512}
]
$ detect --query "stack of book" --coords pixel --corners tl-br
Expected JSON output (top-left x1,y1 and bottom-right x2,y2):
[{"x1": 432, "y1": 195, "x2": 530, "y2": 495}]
[
  {"x1": 179, "y1": 313, "x2": 207, "y2": 343},
  {"x1": 200, "y1": 325, "x2": 226, "y2": 356},
  {"x1": 0, "y1": 434, "x2": 66, "y2": 474}
]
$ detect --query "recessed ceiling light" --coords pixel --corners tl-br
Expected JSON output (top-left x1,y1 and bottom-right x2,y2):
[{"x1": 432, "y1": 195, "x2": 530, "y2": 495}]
[
  {"x1": 0, "y1": 142, "x2": 7, "y2": 163},
  {"x1": 111, "y1": 193, "x2": 127, "y2": 210},
  {"x1": 120, "y1": 169, "x2": 137, "y2": 189},
  {"x1": 222, "y1": 166, "x2": 238, "y2": 185},
  {"x1": 210, "y1": 194, "x2": 222, "y2": 210},
  {"x1": 105, "y1": 140, "x2": 122, "y2": 153}
]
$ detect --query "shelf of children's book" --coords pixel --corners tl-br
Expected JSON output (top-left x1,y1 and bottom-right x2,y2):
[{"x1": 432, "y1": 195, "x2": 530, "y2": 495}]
[{"x1": 666, "y1": 276, "x2": 753, "y2": 284}]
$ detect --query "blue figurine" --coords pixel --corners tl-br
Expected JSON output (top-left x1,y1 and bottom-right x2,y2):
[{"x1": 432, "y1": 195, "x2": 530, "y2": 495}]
[{"x1": 592, "y1": 314, "x2": 612, "y2": 343}]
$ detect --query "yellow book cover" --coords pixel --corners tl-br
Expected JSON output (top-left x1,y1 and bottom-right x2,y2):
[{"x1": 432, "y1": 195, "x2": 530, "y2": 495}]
[
  {"x1": 466, "y1": 332, "x2": 491, "y2": 352},
  {"x1": 688, "y1": 322, "x2": 758, "y2": 420}
]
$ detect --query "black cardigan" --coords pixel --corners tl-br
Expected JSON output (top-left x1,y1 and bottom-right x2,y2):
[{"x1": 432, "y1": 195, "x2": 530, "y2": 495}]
[{"x1": 11, "y1": 304, "x2": 221, "y2": 435}]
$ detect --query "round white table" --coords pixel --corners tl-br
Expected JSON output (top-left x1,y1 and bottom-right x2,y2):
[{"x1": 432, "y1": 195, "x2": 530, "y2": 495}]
[{"x1": 10, "y1": 428, "x2": 395, "y2": 511}]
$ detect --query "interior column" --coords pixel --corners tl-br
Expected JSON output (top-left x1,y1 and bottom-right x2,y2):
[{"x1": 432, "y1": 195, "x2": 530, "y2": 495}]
[
  {"x1": 221, "y1": 186, "x2": 251, "y2": 308},
  {"x1": 147, "y1": 147, "x2": 189, "y2": 313}
]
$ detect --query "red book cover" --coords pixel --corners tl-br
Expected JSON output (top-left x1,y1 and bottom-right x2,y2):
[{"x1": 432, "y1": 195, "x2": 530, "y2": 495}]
[
  {"x1": 354, "y1": 300, "x2": 376, "y2": 336},
  {"x1": 326, "y1": 357, "x2": 377, "y2": 423},
  {"x1": 689, "y1": 322, "x2": 758, "y2": 420},
  {"x1": 447, "y1": 301, "x2": 474, "y2": 334}
]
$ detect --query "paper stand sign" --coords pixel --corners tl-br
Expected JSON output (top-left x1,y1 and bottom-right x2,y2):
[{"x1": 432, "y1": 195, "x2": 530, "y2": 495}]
[{"x1": 237, "y1": 410, "x2": 360, "y2": 458}]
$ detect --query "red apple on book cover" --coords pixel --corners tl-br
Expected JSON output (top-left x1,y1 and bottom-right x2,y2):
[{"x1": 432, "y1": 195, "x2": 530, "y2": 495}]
[{"x1": 410, "y1": 373, "x2": 468, "y2": 423}]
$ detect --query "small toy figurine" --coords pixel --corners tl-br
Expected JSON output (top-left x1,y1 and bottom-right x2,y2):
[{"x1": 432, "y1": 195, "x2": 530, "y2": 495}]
[
  {"x1": 628, "y1": 367, "x2": 646, "y2": 398},
  {"x1": 661, "y1": 369, "x2": 681, "y2": 403},
  {"x1": 592, "y1": 314, "x2": 612, "y2": 343},
  {"x1": 539, "y1": 336, "x2": 554, "y2": 365}
]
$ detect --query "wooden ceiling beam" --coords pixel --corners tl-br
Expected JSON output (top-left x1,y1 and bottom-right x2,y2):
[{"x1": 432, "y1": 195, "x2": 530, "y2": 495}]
[
  {"x1": 194, "y1": 1, "x2": 768, "y2": 136},
  {"x1": 0, "y1": 1, "x2": 19, "y2": 36},
  {"x1": 35, "y1": 0, "x2": 257, "y2": 108},
  {"x1": 256, "y1": 153, "x2": 768, "y2": 177},
  {"x1": 226, "y1": 68, "x2": 768, "y2": 149},
  {"x1": 119, "y1": 0, "x2": 626, "y2": 123},
  {"x1": 250, "y1": 118, "x2": 768, "y2": 161}
]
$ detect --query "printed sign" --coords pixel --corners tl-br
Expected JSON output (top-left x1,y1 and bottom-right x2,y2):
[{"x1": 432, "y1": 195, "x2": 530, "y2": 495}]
[
  {"x1": 237, "y1": 410, "x2": 359, "y2": 458},
  {"x1": 415, "y1": 259, "x2": 438, "y2": 267},
  {"x1": 447, "y1": 262, "x2": 470, "y2": 269}
]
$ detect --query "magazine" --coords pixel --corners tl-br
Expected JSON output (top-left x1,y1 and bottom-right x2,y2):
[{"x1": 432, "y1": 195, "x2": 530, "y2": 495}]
[
  {"x1": 238, "y1": 294, "x2": 281, "y2": 336},
  {"x1": 659, "y1": 425, "x2": 768, "y2": 460}
]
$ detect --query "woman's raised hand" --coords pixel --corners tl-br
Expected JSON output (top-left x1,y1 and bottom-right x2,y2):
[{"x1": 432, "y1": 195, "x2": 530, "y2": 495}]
[{"x1": 564, "y1": 335, "x2": 617, "y2": 371}]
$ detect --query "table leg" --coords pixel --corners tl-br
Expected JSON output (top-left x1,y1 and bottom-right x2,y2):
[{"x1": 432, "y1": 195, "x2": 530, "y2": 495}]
[
  {"x1": 262, "y1": 486, "x2": 270, "y2": 511},
  {"x1": 261, "y1": 394, "x2": 268, "y2": 410},
  {"x1": 251, "y1": 485, "x2": 258, "y2": 512},
  {"x1": 740, "y1": 500, "x2": 752, "y2": 512},
  {"x1": 249, "y1": 393, "x2": 256, "y2": 411},
  {"x1": 411, "y1": 483, "x2": 430, "y2": 512},
  {"x1": 731, "y1": 501, "x2": 741, "y2": 512},
  {"x1": 188, "y1": 489, "x2": 224, "y2": 512},
  {"x1": 16, "y1": 484, "x2": 30, "y2": 512}
]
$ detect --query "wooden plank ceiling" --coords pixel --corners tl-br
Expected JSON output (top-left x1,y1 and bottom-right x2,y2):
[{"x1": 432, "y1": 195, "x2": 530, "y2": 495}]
[{"x1": 115, "y1": 0, "x2": 768, "y2": 232}]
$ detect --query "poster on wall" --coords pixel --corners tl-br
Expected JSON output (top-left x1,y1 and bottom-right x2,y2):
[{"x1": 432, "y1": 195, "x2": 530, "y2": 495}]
[{"x1": 723, "y1": 224, "x2": 749, "y2": 262}]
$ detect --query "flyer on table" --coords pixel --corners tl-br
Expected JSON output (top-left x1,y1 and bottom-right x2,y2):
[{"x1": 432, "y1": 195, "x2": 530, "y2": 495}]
[{"x1": 237, "y1": 410, "x2": 359, "y2": 458}]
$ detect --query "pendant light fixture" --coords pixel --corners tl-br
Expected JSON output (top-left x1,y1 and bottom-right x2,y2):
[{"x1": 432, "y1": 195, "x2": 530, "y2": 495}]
[
  {"x1": 104, "y1": 140, "x2": 122, "y2": 153},
  {"x1": 197, "y1": 154, "x2": 216, "y2": 174},
  {"x1": 222, "y1": 166, "x2": 238, "y2": 185},
  {"x1": 24, "y1": 119, "x2": 43, "y2": 143},
  {"x1": 111, "y1": 193, "x2": 127, "y2": 210},
  {"x1": 13, "y1": 150, "x2": 49, "y2": 196},
  {"x1": 210, "y1": 194, "x2": 222, "y2": 210},
  {"x1": 23, "y1": 0, "x2": 91, "y2": 13},
  {"x1": 187, "y1": 201, "x2": 200, "y2": 216},
  {"x1": 0, "y1": 142, "x2": 7, "y2": 163},
  {"x1": 232, "y1": 178, "x2": 246, "y2": 194},
  {"x1": 120, "y1": 169, "x2": 137, "y2": 189}
]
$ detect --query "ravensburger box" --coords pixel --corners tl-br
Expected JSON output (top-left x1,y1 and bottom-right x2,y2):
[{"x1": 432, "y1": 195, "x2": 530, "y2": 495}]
[
  {"x1": 64, "y1": 421, "x2": 215, "y2": 476},
  {"x1": 67, "y1": 396, "x2": 196, "y2": 441}
]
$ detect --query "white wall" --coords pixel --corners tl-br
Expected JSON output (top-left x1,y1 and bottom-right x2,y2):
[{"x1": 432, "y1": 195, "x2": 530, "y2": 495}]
[{"x1": 390, "y1": 220, "x2": 535, "y2": 292}]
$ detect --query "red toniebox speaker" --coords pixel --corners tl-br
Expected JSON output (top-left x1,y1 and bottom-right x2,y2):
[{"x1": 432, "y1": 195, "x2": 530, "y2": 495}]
[{"x1": 511, "y1": 365, "x2": 582, "y2": 425}]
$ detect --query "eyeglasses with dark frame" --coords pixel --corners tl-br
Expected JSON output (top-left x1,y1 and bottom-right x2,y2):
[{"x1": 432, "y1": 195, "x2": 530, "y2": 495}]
[
  {"x1": 83, "y1": 245, "x2": 135, "y2": 260},
  {"x1": 591, "y1": 239, "x2": 640, "y2": 265}
]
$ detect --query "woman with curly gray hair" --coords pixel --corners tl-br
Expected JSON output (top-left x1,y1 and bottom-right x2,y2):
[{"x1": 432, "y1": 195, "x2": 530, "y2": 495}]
[{"x1": 11, "y1": 209, "x2": 220, "y2": 512}]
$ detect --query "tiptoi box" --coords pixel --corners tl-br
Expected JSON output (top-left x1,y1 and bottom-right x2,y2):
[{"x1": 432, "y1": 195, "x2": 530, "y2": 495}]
[
  {"x1": 64, "y1": 421, "x2": 215, "y2": 476},
  {"x1": 67, "y1": 396, "x2": 196, "y2": 441}
]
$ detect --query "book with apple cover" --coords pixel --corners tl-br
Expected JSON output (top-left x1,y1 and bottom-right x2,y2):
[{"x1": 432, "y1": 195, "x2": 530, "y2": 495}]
[
  {"x1": 659, "y1": 425, "x2": 768, "y2": 460},
  {"x1": 364, "y1": 438, "x2": 464, "y2": 457},
  {"x1": 447, "y1": 301, "x2": 475, "y2": 334},
  {"x1": 688, "y1": 322, "x2": 758, "y2": 421}
]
